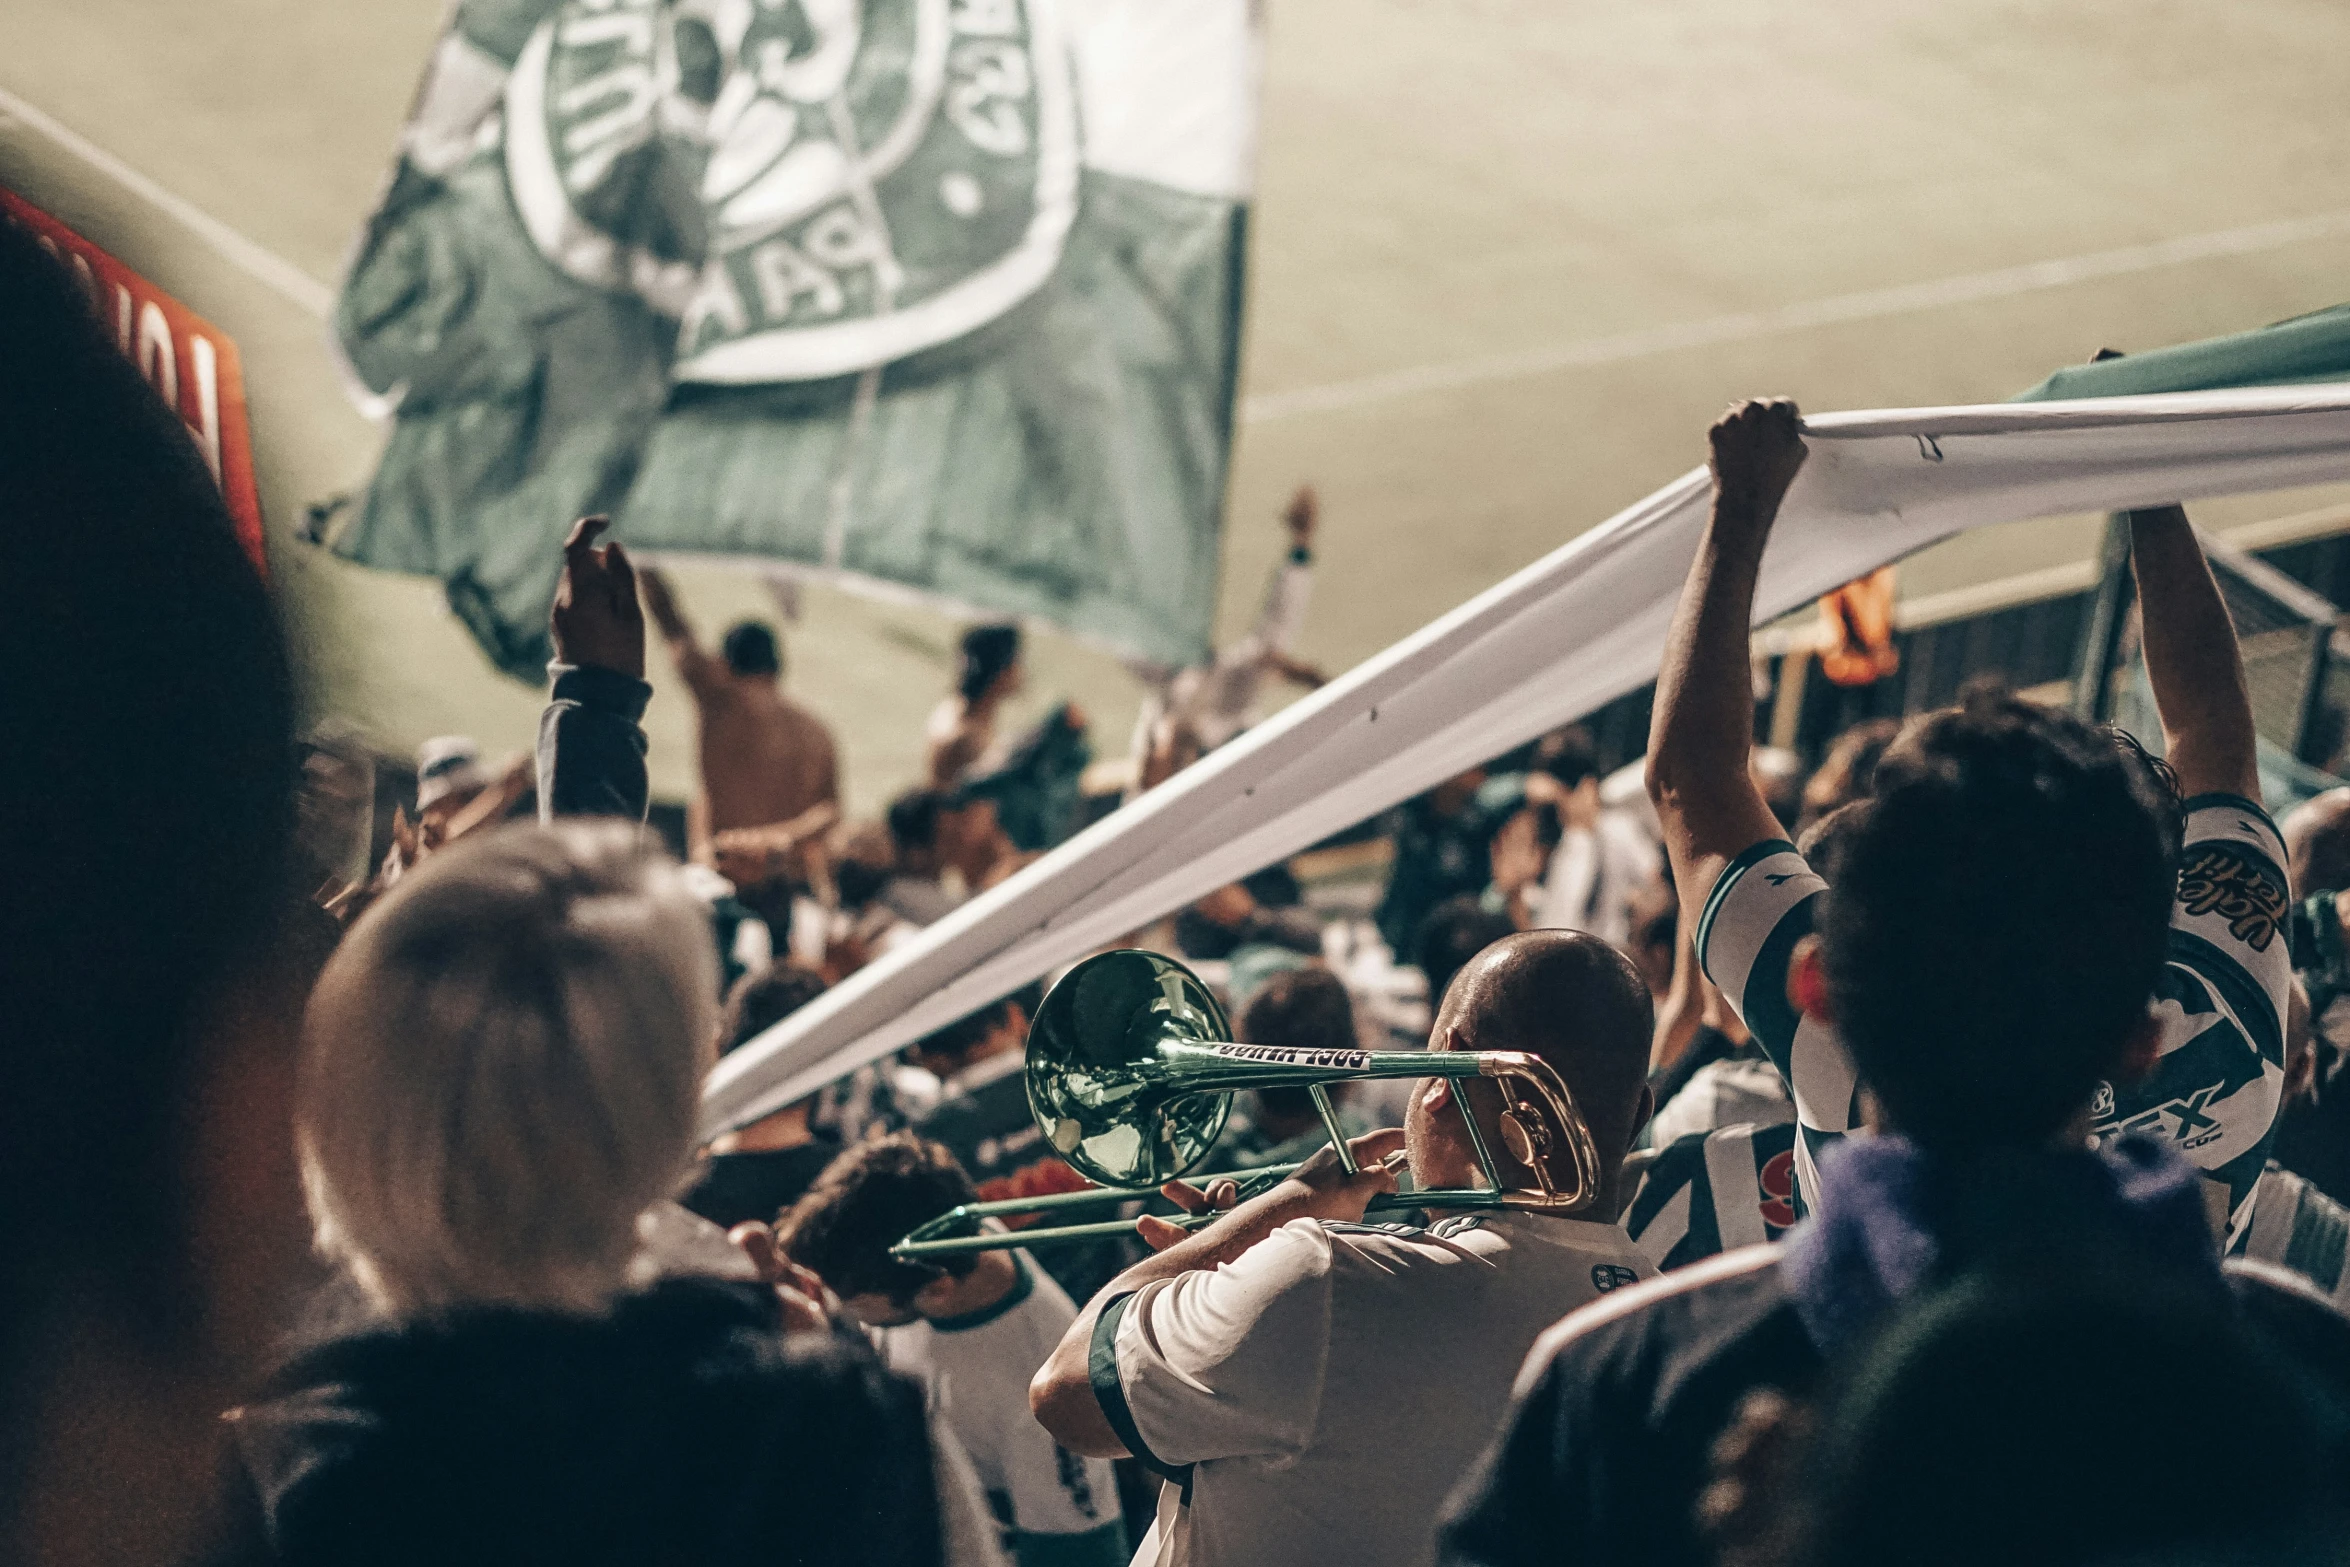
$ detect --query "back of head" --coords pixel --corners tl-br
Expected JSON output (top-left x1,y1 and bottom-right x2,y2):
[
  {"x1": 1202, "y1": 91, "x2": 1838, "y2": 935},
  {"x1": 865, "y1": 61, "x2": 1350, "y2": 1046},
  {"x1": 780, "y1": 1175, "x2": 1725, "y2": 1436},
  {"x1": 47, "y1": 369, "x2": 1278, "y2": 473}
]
[
  {"x1": 300, "y1": 822, "x2": 718, "y2": 1316},
  {"x1": 1239, "y1": 965, "x2": 1357, "y2": 1056},
  {"x1": 1797, "y1": 1271, "x2": 2320, "y2": 1567},
  {"x1": 1241, "y1": 967, "x2": 1358, "y2": 1121},
  {"x1": 722, "y1": 620, "x2": 781, "y2": 679},
  {"x1": 957, "y1": 622, "x2": 1021, "y2": 703},
  {"x1": 916, "y1": 994, "x2": 1019, "y2": 1077},
  {"x1": 1541, "y1": 726, "x2": 1602, "y2": 792},
  {"x1": 1434, "y1": 930, "x2": 1655, "y2": 1162},
  {"x1": 1799, "y1": 718, "x2": 1899, "y2": 829},
  {"x1": 1819, "y1": 693, "x2": 2177, "y2": 1152},
  {"x1": 2282, "y1": 786, "x2": 2350, "y2": 896},
  {"x1": 1416, "y1": 895, "x2": 1518, "y2": 1011},
  {"x1": 778, "y1": 1133, "x2": 981, "y2": 1299},
  {"x1": 887, "y1": 787, "x2": 948, "y2": 858},
  {"x1": 718, "y1": 961, "x2": 828, "y2": 1056},
  {"x1": 0, "y1": 219, "x2": 295, "y2": 1476}
]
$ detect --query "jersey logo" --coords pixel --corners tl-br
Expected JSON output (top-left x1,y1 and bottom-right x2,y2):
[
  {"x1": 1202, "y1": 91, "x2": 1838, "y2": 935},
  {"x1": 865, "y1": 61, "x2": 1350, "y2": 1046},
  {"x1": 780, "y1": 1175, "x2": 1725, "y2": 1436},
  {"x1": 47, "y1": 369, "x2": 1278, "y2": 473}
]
[
  {"x1": 1054, "y1": 1443, "x2": 1101, "y2": 1521},
  {"x1": 2176, "y1": 843, "x2": 2286, "y2": 953},
  {"x1": 2105, "y1": 1082, "x2": 2226, "y2": 1150},
  {"x1": 1591, "y1": 1263, "x2": 1641, "y2": 1293},
  {"x1": 1757, "y1": 1148, "x2": 1798, "y2": 1230},
  {"x1": 1764, "y1": 872, "x2": 1799, "y2": 887}
]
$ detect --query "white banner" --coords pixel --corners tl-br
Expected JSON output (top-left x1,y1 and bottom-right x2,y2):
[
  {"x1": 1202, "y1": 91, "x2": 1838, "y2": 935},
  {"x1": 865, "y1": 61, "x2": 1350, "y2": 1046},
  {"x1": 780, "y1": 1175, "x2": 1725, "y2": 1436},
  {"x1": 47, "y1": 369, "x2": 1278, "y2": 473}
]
[{"x1": 703, "y1": 385, "x2": 2350, "y2": 1136}]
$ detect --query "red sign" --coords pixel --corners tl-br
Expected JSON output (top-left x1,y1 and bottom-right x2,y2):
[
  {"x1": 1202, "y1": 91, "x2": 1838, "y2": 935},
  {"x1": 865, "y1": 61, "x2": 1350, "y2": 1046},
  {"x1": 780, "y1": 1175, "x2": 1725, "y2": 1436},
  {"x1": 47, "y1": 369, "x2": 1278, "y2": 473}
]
[{"x1": 0, "y1": 188, "x2": 266, "y2": 572}]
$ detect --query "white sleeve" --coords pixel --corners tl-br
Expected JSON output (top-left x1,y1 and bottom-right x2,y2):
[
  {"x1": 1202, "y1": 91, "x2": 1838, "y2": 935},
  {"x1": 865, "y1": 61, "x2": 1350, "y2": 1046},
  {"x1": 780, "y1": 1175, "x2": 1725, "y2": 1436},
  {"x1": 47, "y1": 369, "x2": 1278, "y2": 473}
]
[
  {"x1": 1094, "y1": 1220, "x2": 1333, "y2": 1468},
  {"x1": 931, "y1": 1414, "x2": 1013, "y2": 1567},
  {"x1": 1537, "y1": 828, "x2": 1601, "y2": 935}
]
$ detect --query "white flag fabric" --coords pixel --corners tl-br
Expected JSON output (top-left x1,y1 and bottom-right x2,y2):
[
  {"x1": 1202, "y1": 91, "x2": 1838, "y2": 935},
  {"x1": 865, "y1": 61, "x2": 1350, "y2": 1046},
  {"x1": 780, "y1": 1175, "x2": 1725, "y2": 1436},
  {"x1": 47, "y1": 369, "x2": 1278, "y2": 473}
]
[{"x1": 704, "y1": 384, "x2": 2350, "y2": 1136}]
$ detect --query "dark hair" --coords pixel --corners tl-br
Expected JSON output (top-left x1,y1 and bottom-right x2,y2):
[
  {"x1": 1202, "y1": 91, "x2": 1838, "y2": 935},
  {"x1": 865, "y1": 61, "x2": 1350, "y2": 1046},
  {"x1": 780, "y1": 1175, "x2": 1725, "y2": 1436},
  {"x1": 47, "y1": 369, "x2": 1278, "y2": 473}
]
[
  {"x1": 886, "y1": 788, "x2": 948, "y2": 856},
  {"x1": 957, "y1": 622, "x2": 1021, "y2": 704},
  {"x1": 1541, "y1": 726, "x2": 1602, "y2": 792},
  {"x1": 0, "y1": 222, "x2": 295, "y2": 1400},
  {"x1": 1799, "y1": 718, "x2": 1899, "y2": 830},
  {"x1": 777, "y1": 1134, "x2": 980, "y2": 1298},
  {"x1": 1239, "y1": 966, "x2": 1358, "y2": 1057},
  {"x1": 721, "y1": 620, "x2": 781, "y2": 678},
  {"x1": 1789, "y1": 1273, "x2": 2320, "y2": 1567},
  {"x1": 916, "y1": 991, "x2": 1029, "y2": 1072},
  {"x1": 1819, "y1": 693, "x2": 2178, "y2": 1151},
  {"x1": 718, "y1": 962, "x2": 828, "y2": 1057},
  {"x1": 1415, "y1": 895, "x2": 1518, "y2": 1012}
]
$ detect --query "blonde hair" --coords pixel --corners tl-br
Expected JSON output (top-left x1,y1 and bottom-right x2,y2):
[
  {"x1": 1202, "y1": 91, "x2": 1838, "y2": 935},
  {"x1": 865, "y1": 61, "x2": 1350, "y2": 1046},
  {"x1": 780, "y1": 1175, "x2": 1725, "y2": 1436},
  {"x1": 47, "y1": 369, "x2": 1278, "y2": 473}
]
[{"x1": 299, "y1": 821, "x2": 718, "y2": 1316}]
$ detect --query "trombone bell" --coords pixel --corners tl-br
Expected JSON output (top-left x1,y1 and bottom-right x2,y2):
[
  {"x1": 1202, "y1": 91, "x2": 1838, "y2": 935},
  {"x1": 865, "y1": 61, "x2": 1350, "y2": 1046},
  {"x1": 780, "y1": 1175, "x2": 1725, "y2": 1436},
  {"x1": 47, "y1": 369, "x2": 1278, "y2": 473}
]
[{"x1": 892, "y1": 950, "x2": 1608, "y2": 1262}]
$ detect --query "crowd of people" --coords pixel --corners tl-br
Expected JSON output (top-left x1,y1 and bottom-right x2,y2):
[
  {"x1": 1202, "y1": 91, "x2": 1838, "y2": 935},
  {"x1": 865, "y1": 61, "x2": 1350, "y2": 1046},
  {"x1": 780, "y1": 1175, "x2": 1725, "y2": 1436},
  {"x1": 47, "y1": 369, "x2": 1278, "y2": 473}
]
[{"x1": 7, "y1": 197, "x2": 2350, "y2": 1567}]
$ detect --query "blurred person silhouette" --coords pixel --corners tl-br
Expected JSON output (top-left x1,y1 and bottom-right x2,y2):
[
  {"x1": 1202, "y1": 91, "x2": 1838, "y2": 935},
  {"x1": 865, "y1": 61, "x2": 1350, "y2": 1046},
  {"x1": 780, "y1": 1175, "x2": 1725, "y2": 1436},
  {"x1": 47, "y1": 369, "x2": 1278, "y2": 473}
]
[
  {"x1": 1697, "y1": 1272, "x2": 2347, "y2": 1567},
  {"x1": 0, "y1": 215, "x2": 309, "y2": 1567}
]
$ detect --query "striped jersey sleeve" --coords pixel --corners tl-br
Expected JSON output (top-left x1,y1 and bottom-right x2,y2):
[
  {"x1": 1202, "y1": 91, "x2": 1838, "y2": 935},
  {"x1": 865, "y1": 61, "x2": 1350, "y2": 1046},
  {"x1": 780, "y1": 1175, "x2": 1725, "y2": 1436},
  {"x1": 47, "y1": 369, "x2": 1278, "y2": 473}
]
[
  {"x1": 2240, "y1": 1163, "x2": 2350, "y2": 1309},
  {"x1": 1625, "y1": 1122, "x2": 1802, "y2": 1273},
  {"x1": 1695, "y1": 839, "x2": 1858, "y2": 1217},
  {"x1": 2090, "y1": 795, "x2": 2292, "y2": 1250}
]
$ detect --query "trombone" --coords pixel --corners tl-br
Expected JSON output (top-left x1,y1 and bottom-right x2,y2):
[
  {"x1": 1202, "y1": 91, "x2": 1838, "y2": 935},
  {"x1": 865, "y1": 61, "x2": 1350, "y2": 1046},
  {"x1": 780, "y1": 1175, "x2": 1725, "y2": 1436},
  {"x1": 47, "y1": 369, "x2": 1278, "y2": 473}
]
[{"x1": 893, "y1": 949, "x2": 1602, "y2": 1261}]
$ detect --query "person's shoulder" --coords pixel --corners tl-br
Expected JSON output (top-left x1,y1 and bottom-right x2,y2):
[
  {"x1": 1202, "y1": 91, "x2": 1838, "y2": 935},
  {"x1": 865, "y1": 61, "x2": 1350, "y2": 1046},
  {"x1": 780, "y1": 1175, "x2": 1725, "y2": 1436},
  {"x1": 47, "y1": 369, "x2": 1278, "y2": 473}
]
[
  {"x1": 1513, "y1": 1244, "x2": 1787, "y2": 1399},
  {"x1": 2224, "y1": 1257, "x2": 2350, "y2": 1405}
]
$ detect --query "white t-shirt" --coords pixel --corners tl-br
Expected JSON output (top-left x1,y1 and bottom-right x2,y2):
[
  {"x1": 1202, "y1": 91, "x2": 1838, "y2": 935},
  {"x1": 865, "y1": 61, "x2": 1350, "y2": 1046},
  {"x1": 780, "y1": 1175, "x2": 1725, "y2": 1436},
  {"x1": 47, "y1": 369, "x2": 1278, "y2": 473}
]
[
  {"x1": 1095, "y1": 1212, "x2": 1655, "y2": 1567},
  {"x1": 883, "y1": 1253, "x2": 1127, "y2": 1565},
  {"x1": 1535, "y1": 811, "x2": 1659, "y2": 950}
]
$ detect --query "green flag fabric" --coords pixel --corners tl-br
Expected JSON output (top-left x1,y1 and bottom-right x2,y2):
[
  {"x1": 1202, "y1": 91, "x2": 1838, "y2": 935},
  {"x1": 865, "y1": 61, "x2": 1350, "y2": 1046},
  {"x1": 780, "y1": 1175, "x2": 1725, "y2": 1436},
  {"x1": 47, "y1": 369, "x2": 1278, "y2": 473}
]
[
  {"x1": 2014, "y1": 302, "x2": 2350, "y2": 402},
  {"x1": 333, "y1": 0, "x2": 1256, "y2": 679}
]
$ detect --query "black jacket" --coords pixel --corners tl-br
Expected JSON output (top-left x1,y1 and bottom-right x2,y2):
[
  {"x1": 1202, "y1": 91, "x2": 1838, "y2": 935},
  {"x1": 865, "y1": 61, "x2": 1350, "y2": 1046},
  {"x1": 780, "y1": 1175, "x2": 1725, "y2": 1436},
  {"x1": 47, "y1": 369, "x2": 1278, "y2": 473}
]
[
  {"x1": 221, "y1": 1277, "x2": 942, "y2": 1567},
  {"x1": 1435, "y1": 1250, "x2": 2350, "y2": 1567}
]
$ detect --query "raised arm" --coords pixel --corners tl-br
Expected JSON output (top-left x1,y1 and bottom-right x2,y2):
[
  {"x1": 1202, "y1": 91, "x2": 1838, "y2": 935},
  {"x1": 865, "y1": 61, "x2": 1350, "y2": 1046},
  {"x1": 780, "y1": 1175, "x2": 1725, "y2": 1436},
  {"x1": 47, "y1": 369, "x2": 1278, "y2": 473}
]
[
  {"x1": 638, "y1": 564, "x2": 724, "y2": 695},
  {"x1": 539, "y1": 516, "x2": 652, "y2": 823},
  {"x1": 2129, "y1": 505, "x2": 2260, "y2": 802},
  {"x1": 1645, "y1": 400, "x2": 1809, "y2": 918}
]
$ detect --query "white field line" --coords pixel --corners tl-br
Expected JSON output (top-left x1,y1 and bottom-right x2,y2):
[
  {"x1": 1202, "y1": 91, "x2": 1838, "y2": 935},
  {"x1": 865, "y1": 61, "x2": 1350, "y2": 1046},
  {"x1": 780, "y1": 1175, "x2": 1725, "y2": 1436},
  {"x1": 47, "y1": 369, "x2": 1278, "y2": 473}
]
[
  {"x1": 1242, "y1": 209, "x2": 2350, "y2": 425},
  {"x1": 0, "y1": 83, "x2": 334, "y2": 318}
]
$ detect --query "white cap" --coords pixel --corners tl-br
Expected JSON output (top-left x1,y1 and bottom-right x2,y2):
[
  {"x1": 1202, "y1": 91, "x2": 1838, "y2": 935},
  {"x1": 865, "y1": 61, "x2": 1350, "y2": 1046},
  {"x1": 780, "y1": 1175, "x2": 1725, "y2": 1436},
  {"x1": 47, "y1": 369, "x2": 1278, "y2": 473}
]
[{"x1": 414, "y1": 735, "x2": 488, "y2": 813}]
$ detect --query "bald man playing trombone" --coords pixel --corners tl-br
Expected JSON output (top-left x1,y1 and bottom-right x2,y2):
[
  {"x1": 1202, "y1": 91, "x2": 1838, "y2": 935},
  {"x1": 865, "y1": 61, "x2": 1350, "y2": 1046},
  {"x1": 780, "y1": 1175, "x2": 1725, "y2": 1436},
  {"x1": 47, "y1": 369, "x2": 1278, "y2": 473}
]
[{"x1": 1031, "y1": 931, "x2": 1659, "y2": 1567}]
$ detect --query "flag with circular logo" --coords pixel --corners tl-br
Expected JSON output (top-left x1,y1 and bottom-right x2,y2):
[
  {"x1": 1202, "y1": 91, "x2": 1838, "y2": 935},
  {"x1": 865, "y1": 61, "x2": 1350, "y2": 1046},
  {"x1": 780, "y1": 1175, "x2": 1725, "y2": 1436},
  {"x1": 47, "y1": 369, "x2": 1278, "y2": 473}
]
[{"x1": 332, "y1": 0, "x2": 1256, "y2": 678}]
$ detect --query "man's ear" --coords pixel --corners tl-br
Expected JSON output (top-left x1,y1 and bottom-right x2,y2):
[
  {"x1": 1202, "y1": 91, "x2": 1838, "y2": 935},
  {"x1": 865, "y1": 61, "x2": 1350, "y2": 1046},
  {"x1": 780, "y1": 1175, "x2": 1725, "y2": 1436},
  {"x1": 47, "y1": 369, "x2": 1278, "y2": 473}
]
[
  {"x1": 1631, "y1": 1082, "x2": 1655, "y2": 1141},
  {"x1": 1787, "y1": 935, "x2": 1833, "y2": 1023},
  {"x1": 2114, "y1": 1009, "x2": 2162, "y2": 1086}
]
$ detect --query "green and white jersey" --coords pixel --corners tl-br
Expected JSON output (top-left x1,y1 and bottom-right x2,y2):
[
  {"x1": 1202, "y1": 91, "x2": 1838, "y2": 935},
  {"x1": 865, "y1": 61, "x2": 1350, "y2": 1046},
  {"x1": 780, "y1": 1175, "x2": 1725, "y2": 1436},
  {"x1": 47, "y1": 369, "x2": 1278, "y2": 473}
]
[
  {"x1": 2091, "y1": 796, "x2": 2292, "y2": 1248},
  {"x1": 1693, "y1": 842, "x2": 1852, "y2": 1221},
  {"x1": 1635, "y1": 1122, "x2": 1795, "y2": 1268},
  {"x1": 1695, "y1": 795, "x2": 2292, "y2": 1243},
  {"x1": 2242, "y1": 1163, "x2": 2350, "y2": 1310},
  {"x1": 1625, "y1": 1122, "x2": 1802, "y2": 1273}
]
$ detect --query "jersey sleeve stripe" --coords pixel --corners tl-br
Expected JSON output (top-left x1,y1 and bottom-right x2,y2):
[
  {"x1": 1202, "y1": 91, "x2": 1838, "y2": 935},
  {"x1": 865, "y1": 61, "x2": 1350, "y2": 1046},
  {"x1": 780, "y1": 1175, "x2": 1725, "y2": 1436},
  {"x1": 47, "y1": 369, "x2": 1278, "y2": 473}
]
[
  {"x1": 2179, "y1": 792, "x2": 2285, "y2": 848},
  {"x1": 1704, "y1": 1127, "x2": 1769, "y2": 1252},
  {"x1": 2166, "y1": 928, "x2": 2286, "y2": 1064},
  {"x1": 1788, "y1": 1014, "x2": 1863, "y2": 1135},
  {"x1": 1091, "y1": 1293, "x2": 1190, "y2": 1488},
  {"x1": 1734, "y1": 895, "x2": 1817, "y2": 1070},
  {"x1": 1695, "y1": 838, "x2": 1800, "y2": 972}
]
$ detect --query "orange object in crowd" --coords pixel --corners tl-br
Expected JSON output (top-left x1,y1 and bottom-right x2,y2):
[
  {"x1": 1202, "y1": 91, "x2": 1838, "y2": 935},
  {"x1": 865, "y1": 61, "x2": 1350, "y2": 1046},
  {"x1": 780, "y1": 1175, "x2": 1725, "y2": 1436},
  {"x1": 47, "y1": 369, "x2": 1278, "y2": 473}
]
[{"x1": 1818, "y1": 565, "x2": 1901, "y2": 688}]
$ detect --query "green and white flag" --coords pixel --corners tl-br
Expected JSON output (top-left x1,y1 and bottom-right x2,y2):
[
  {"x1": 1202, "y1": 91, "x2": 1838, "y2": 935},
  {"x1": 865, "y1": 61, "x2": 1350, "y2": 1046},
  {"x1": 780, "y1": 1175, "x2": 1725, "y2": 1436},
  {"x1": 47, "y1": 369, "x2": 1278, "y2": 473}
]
[{"x1": 333, "y1": 0, "x2": 1257, "y2": 678}]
